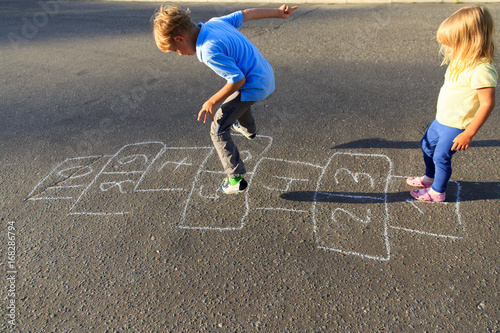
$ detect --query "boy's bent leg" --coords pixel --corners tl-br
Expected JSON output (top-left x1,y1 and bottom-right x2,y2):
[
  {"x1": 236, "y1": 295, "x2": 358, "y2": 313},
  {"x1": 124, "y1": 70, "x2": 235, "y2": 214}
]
[
  {"x1": 210, "y1": 92, "x2": 255, "y2": 178},
  {"x1": 236, "y1": 107, "x2": 256, "y2": 135}
]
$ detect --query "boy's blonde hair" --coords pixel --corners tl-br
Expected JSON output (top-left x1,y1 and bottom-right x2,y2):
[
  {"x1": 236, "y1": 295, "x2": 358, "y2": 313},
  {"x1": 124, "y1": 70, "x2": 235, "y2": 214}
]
[
  {"x1": 437, "y1": 6, "x2": 495, "y2": 78},
  {"x1": 153, "y1": 4, "x2": 196, "y2": 52}
]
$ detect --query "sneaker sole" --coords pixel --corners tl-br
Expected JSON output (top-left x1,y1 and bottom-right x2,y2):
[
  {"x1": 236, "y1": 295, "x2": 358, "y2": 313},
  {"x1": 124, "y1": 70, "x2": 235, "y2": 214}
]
[
  {"x1": 220, "y1": 179, "x2": 248, "y2": 194},
  {"x1": 231, "y1": 125, "x2": 256, "y2": 140}
]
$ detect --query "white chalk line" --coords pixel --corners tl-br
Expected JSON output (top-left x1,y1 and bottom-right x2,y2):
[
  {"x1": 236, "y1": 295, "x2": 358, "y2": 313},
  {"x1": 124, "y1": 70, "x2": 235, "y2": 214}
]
[
  {"x1": 49, "y1": 185, "x2": 83, "y2": 189},
  {"x1": 263, "y1": 176, "x2": 309, "y2": 192},
  {"x1": 406, "y1": 199, "x2": 424, "y2": 214},
  {"x1": 158, "y1": 157, "x2": 192, "y2": 173},
  {"x1": 390, "y1": 226, "x2": 463, "y2": 240},
  {"x1": 135, "y1": 188, "x2": 186, "y2": 192},
  {"x1": 28, "y1": 197, "x2": 73, "y2": 201},
  {"x1": 255, "y1": 207, "x2": 309, "y2": 213},
  {"x1": 179, "y1": 147, "x2": 215, "y2": 228},
  {"x1": 331, "y1": 208, "x2": 372, "y2": 228},
  {"x1": 198, "y1": 185, "x2": 220, "y2": 200},
  {"x1": 57, "y1": 165, "x2": 94, "y2": 179},
  {"x1": 259, "y1": 157, "x2": 323, "y2": 169},
  {"x1": 177, "y1": 225, "x2": 242, "y2": 231},
  {"x1": 317, "y1": 246, "x2": 390, "y2": 262},
  {"x1": 68, "y1": 212, "x2": 130, "y2": 216},
  {"x1": 317, "y1": 191, "x2": 385, "y2": 201},
  {"x1": 102, "y1": 171, "x2": 145, "y2": 175}
]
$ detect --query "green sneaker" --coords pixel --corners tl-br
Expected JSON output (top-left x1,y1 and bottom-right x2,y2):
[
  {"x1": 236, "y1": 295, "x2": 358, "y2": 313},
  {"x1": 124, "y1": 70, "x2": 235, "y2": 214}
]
[{"x1": 220, "y1": 177, "x2": 248, "y2": 194}]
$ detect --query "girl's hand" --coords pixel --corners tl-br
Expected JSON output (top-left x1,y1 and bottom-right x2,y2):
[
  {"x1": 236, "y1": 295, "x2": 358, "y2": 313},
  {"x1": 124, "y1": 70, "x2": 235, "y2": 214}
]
[
  {"x1": 198, "y1": 100, "x2": 215, "y2": 123},
  {"x1": 451, "y1": 87, "x2": 495, "y2": 150},
  {"x1": 451, "y1": 132, "x2": 473, "y2": 150},
  {"x1": 279, "y1": 4, "x2": 298, "y2": 18}
]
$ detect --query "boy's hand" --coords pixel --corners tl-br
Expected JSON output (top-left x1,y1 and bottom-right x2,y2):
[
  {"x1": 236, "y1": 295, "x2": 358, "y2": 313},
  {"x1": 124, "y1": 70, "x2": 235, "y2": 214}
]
[
  {"x1": 279, "y1": 4, "x2": 298, "y2": 18},
  {"x1": 198, "y1": 100, "x2": 216, "y2": 123}
]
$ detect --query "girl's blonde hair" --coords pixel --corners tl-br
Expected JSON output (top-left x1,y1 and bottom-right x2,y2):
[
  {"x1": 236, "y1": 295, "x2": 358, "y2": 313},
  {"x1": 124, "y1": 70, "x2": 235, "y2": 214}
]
[
  {"x1": 153, "y1": 4, "x2": 196, "y2": 52},
  {"x1": 437, "y1": 6, "x2": 495, "y2": 78}
]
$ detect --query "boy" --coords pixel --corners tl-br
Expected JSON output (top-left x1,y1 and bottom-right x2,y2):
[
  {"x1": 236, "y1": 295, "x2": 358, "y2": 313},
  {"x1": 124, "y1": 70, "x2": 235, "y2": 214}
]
[{"x1": 153, "y1": 4, "x2": 298, "y2": 194}]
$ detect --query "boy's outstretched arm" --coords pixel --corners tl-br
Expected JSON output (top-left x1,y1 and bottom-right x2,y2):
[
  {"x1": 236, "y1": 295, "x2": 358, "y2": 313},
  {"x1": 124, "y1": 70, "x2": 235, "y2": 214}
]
[{"x1": 242, "y1": 4, "x2": 298, "y2": 22}]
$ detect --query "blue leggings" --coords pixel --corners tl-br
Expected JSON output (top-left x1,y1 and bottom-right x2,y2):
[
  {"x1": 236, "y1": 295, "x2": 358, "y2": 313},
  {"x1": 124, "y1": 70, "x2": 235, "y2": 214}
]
[{"x1": 421, "y1": 119, "x2": 464, "y2": 193}]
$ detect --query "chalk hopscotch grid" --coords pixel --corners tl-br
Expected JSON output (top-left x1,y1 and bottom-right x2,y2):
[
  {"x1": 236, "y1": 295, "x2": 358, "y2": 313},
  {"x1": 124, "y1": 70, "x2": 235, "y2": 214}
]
[{"x1": 26, "y1": 139, "x2": 466, "y2": 261}]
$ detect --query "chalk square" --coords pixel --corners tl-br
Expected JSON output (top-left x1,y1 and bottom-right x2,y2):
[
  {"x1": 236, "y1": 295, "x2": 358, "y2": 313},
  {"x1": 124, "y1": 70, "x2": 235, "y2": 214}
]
[
  {"x1": 314, "y1": 202, "x2": 389, "y2": 259},
  {"x1": 69, "y1": 172, "x2": 144, "y2": 215},
  {"x1": 249, "y1": 157, "x2": 322, "y2": 213},
  {"x1": 387, "y1": 177, "x2": 465, "y2": 238},
  {"x1": 27, "y1": 155, "x2": 107, "y2": 204},
  {"x1": 179, "y1": 170, "x2": 247, "y2": 230},
  {"x1": 101, "y1": 142, "x2": 166, "y2": 175},
  {"x1": 313, "y1": 153, "x2": 392, "y2": 260},
  {"x1": 178, "y1": 135, "x2": 273, "y2": 230},
  {"x1": 318, "y1": 153, "x2": 392, "y2": 197},
  {"x1": 135, "y1": 147, "x2": 213, "y2": 192}
]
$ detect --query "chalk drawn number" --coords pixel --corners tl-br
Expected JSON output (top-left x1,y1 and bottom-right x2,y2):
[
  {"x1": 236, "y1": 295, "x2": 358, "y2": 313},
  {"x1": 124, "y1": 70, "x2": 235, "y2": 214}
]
[{"x1": 334, "y1": 168, "x2": 375, "y2": 188}]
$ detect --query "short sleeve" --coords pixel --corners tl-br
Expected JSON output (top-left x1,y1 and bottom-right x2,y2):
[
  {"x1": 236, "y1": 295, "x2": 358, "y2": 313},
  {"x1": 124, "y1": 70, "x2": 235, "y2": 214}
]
[
  {"x1": 208, "y1": 11, "x2": 243, "y2": 29},
  {"x1": 204, "y1": 53, "x2": 245, "y2": 83},
  {"x1": 471, "y1": 63, "x2": 498, "y2": 89}
]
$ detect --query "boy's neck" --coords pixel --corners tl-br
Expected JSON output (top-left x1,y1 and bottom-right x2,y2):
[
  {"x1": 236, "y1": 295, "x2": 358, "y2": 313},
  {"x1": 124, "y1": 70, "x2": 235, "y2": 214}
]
[{"x1": 191, "y1": 25, "x2": 201, "y2": 45}]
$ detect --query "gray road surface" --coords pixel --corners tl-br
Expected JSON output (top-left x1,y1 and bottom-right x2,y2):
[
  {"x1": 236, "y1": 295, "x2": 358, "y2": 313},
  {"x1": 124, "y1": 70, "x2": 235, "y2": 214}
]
[{"x1": 1, "y1": 1, "x2": 499, "y2": 331}]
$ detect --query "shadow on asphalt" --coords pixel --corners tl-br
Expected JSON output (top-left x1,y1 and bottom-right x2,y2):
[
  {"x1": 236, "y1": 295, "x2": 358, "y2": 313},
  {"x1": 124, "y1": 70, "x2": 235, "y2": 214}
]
[
  {"x1": 280, "y1": 181, "x2": 500, "y2": 203},
  {"x1": 331, "y1": 139, "x2": 500, "y2": 149}
]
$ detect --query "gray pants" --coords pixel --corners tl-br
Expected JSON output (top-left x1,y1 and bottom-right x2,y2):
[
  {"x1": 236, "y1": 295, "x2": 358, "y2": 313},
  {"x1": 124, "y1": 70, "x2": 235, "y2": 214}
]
[{"x1": 210, "y1": 91, "x2": 256, "y2": 179}]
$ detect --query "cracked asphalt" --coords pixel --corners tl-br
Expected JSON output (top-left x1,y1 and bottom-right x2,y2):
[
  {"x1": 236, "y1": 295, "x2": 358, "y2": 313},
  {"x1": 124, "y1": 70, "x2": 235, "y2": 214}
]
[{"x1": 1, "y1": 1, "x2": 499, "y2": 331}]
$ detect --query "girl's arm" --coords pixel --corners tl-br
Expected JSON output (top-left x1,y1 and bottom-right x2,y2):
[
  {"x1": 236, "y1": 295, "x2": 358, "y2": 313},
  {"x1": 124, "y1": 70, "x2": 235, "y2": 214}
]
[
  {"x1": 451, "y1": 87, "x2": 495, "y2": 150},
  {"x1": 242, "y1": 4, "x2": 298, "y2": 22},
  {"x1": 197, "y1": 78, "x2": 246, "y2": 123}
]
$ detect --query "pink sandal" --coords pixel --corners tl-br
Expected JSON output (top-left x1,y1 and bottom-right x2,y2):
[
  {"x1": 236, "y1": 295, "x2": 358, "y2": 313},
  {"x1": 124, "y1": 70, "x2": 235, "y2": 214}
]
[
  {"x1": 410, "y1": 188, "x2": 446, "y2": 202},
  {"x1": 406, "y1": 177, "x2": 433, "y2": 187}
]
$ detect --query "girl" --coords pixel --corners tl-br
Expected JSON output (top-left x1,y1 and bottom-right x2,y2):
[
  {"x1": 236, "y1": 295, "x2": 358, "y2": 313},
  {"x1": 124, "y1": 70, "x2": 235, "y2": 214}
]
[{"x1": 407, "y1": 6, "x2": 497, "y2": 202}]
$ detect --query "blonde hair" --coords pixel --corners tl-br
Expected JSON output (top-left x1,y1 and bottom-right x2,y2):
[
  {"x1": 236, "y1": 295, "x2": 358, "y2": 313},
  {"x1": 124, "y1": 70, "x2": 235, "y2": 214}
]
[
  {"x1": 153, "y1": 4, "x2": 196, "y2": 52},
  {"x1": 437, "y1": 6, "x2": 495, "y2": 78}
]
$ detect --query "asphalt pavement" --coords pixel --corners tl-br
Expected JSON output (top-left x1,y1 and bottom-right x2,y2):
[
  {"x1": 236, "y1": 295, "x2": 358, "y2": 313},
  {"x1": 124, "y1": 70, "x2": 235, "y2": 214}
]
[{"x1": 1, "y1": 1, "x2": 499, "y2": 331}]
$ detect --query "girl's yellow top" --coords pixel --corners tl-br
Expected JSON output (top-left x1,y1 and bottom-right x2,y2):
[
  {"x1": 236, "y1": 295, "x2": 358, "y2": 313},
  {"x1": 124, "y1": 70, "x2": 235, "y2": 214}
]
[{"x1": 436, "y1": 61, "x2": 497, "y2": 129}]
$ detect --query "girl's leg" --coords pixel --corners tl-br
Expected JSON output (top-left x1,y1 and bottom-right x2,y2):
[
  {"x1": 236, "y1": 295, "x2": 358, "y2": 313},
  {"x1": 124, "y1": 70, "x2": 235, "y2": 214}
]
[
  {"x1": 421, "y1": 120, "x2": 439, "y2": 179},
  {"x1": 430, "y1": 122, "x2": 463, "y2": 193},
  {"x1": 210, "y1": 92, "x2": 255, "y2": 179}
]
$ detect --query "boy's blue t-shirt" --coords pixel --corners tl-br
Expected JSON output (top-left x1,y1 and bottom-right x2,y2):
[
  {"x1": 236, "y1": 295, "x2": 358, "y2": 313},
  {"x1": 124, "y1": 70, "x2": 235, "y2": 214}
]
[{"x1": 196, "y1": 11, "x2": 275, "y2": 102}]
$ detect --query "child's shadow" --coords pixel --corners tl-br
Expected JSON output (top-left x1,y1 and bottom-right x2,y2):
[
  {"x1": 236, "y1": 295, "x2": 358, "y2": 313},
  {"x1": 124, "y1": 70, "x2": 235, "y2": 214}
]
[{"x1": 280, "y1": 181, "x2": 500, "y2": 203}]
